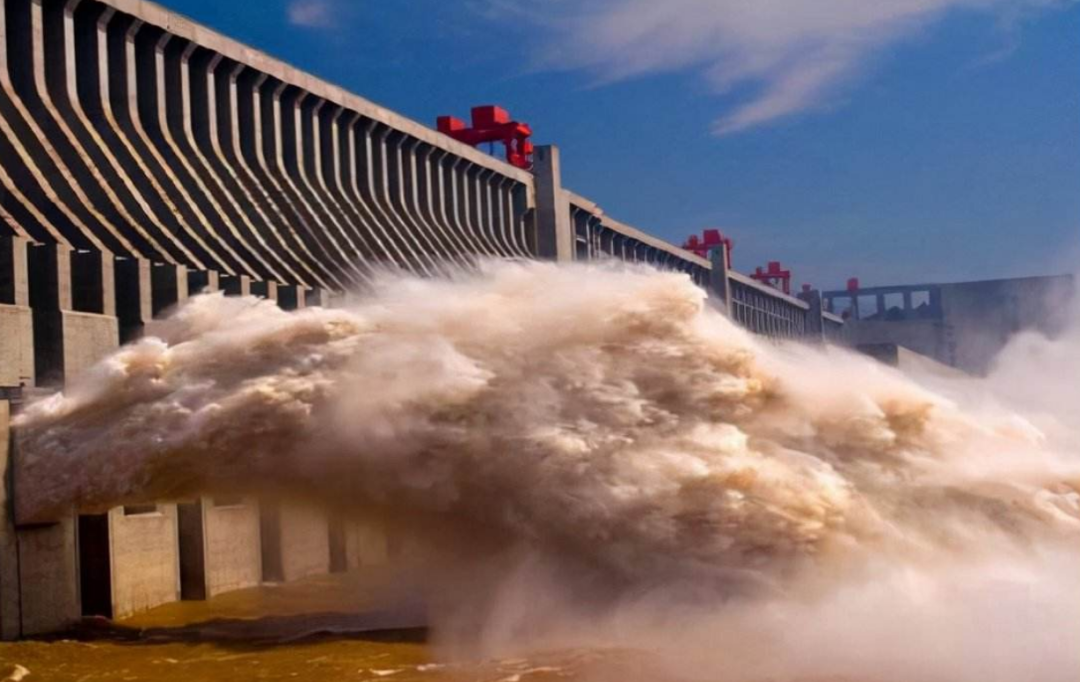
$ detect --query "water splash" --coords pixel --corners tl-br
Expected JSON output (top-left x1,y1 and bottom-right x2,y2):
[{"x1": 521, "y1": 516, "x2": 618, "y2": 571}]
[{"x1": 14, "y1": 261, "x2": 1080, "y2": 680}]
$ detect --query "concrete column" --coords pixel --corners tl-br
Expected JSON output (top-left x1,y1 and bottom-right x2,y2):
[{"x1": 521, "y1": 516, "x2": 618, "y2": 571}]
[
  {"x1": 221, "y1": 274, "x2": 251, "y2": 297},
  {"x1": 201, "y1": 497, "x2": 261, "y2": 597},
  {"x1": 344, "y1": 517, "x2": 389, "y2": 570},
  {"x1": 4, "y1": 393, "x2": 80, "y2": 638},
  {"x1": 70, "y1": 251, "x2": 116, "y2": 317},
  {"x1": 150, "y1": 263, "x2": 189, "y2": 316},
  {"x1": 929, "y1": 288, "x2": 943, "y2": 316},
  {"x1": 875, "y1": 294, "x2": 885, "y2": 317},
  {"x1": 709, "y1": 243, "x2": 732, "y2": 316},
  {"x1": 902, "y1": 291, "x2": 913, "y2": 312},
  {"x1": 250, "y1": 280, "x2": 277, "y2": 301},
  {"x1": 0, "y1": 237, "x2": 34, "y2": 388},
  {"x1": 106, "y1": 505, "x2": 180, "y2": 619},
  {"x1": 0, "y1": 398, "x2": 20, "y2": 640},
  {"x1": 277, "y1": 284, "x2": 303, "y2": 310},
  {"x1": 532, "y1": 145, "x2": 573, "y2": 262},
  {"x1": 115, "y1": 257, "x2": 152, "y2": 343},
  {"x1": 305, "y1": 287, "x2": 328, "y2": 308},
  {"x1": 801, "y1": 289, "x2": 826, "y2": 340},
  {"x1": 188, "y1": 270, "x2": 220, "y2": 294},
  {"x1": 0, "y1": 235, "x2": 29, "y2": 307},
  {"x1": 15, "y1": 242, "x2": 119, "y2": 637},
  {"x1": 274, "y1": 500, "x2": 330, "y2": 582},
  {"x1": 28, "y1": 243, "x2": 72, "y2": 385}
]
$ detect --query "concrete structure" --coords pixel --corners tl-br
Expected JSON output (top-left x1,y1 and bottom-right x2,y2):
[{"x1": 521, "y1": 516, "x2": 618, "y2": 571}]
[
  {"x1": 856, "y1": 343, "x2": 966, "y2": 378},
  {"x1": 200, "y1": 498, "x2": 262, "y2": 597},
  {"x1": 825, "y1": 275, "x2": 1074, "y2": 375},
  {"x1": 0, "y1": 0, "x2": 841, "y2": 639}
]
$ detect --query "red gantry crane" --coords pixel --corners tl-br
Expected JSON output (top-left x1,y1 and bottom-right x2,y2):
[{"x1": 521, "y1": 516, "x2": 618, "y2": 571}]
[
  {"x1": 437, "y1": 105, "x2": 535, "y2": 170},
  {"x1": 750, "y1": 261, "x2": 793, "y2": 295},
  {"x1": 681, "y1": 229, "x2": 734, "y2": 268}
]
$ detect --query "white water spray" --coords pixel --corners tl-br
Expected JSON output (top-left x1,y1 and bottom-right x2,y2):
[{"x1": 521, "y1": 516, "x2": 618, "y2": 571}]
[{"x1": 14, "y1": 261, "x2": 1080, "y2": 680}]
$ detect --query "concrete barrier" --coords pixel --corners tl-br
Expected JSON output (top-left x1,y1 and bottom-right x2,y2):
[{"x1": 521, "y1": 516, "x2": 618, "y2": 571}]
[
  {"x1": 202, "y1": 498, "x2": 262, "y2": 597},
  {"x1": 107, "y1": 505, "x2": 181, "y2": 619},
  {"x1": 277, "y1": 501, "x2": 330, "y2": 583}
]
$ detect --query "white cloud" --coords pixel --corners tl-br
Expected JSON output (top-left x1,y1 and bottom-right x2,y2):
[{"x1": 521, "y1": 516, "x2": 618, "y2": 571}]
[
  {"x1": 503, "y1": 0, "x2": 1073, "y2": 134},
  {"x1": 287, "y1": 0, "x2": 335, "y2": 29}
]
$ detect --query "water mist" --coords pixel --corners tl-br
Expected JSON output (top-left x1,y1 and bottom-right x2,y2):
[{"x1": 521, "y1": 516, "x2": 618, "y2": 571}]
[{"x1": 14, "y1": 261, "x2": 1080, "y2": 681}]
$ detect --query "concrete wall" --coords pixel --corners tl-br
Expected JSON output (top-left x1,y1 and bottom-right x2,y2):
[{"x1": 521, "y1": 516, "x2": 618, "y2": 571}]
[
  {"x1": 857, "y1": 343, "x2": 966, "y2": 378},
  {"x1": 278, "y1": 502, "x2": 330, "y2": 583},
  {"x1": 344, "y1": 518, "x2": 390, "y2": 570},
  {"x1": 58, "y1": 311, "x2": 120, "y2": 378},
  {"x1": 845, "y1": 318, "x2": 947, "y2": 368},
  {"x1": 0, "y1": 306, "x2": 33, "y2": 388},
  {"x1": 940, "y1": 276, "x2": 1073, "y2": 374},
  {"x1": 107, "y1": 506, "x2": 180, "y2": 619},
  {"x1": 839, "y1": 275, "x2": 1074, "y2": 375},
  {"x1": 11, "y1": 520, "x2": 80, "y2": 636},
  {"x1": 203, "y1": 499, "x2": 261, "y2": 597}
]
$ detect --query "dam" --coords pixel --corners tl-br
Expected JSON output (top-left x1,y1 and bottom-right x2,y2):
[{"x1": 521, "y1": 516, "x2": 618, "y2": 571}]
[{"x1": 0, "y1": 0, "x2": 844, "y2": 639}]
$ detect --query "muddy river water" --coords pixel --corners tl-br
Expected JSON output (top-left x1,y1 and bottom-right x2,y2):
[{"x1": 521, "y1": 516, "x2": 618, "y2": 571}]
[{"x1": 0, "y1": 570, "x2": 676, "y2": 682}]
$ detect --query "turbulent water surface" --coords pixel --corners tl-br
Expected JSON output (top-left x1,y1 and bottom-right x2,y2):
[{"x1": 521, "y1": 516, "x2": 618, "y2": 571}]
[{"x1": 13, "y1": 262, "x2": 1080, "y2": 681}]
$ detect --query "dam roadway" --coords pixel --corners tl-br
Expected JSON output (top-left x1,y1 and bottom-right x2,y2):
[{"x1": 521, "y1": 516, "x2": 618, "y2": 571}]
[{"x1": 0, "y1": 0, "x2": 843, "y2": 639}]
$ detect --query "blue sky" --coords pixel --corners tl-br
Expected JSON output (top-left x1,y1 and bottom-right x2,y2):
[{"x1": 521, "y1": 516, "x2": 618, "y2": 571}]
[{"x1": 165, "y1": 0, "x2": 1079, "y2": 289}]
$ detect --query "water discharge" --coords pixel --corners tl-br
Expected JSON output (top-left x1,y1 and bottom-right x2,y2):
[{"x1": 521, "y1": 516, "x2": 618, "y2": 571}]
[{"x1": 13, "y1": 261, "x2": 1080, "y2": 681}]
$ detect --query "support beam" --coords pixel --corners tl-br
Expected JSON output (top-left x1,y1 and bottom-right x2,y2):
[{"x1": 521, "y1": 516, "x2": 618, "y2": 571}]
[
  {"x1": 114, "y1": 256, "x2": 151, "y2": 343},
  {"x1": 0, "y1": 235, "x2": 29, "y2": 307},
  {"x1": 277, "y1": 284, "x2": 303, "y2": 310},
  {"x1": 0, "y1": 236, "x2": 34, "y2": 388},
  {"x1": 801, "y1": 289, "x2": 825, "y2": 340},
  {"x1": 709, "y1": 242, "x2": 732, "y2": 316},
  {"x1": 221, "y1": 273, "x2": 251, "y2": 297},
  {"x1": 532, "y1": 145, "x2": 572, "y2": 262},
  {"x1": 249, "y1": 279, "x2": 277, "y2": 301},
  {"x1": 188, "y1": 269, "x2": 220, "y2": 294},
  {"x1": 27, "y1": 242, "x2": 118, "y2": 386},
  {"x1": 150, "y1": 262, "x2": 188, "y2": 316}
]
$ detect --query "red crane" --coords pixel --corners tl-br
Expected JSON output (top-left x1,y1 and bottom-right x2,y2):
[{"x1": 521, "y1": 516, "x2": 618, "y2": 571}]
[
  {"x1": 681, "y1": 229, "x2": 733, "y2": 268},
  {"x1": 437, "y1": 105, "x2": 534, "y2": 170},
  {"x1": 750, "y1": 261, "x2": 793, "y2": 295}
]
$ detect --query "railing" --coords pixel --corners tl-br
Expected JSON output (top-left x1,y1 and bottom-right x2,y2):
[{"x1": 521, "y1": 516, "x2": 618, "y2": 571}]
[
  {"x1": 562, "y1": 190, "x2": 832, "y2": 339},
  {"x1": 728, "y1": 272, "x2": 809, "y2": 339},
  {"x1": 566, "y1": 192, "x2": 711, "y2": 287}
]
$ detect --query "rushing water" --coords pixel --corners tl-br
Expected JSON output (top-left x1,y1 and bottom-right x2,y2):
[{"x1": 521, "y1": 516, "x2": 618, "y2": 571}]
[
  {"x1": 0, "y1": 572, "x2": 657, "y2": 682},
  {"x1": 12, "y1": 261, "x2": 1080, "y2": 681}
]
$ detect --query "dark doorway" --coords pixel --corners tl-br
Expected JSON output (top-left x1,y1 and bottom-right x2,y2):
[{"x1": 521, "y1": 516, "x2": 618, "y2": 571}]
[
  {"x1": 77, "y1": 514, "x2": 112, "y2": 619},
  {"x1": 177, "y1": 501, "x2": 207, "y2": 600},
  {"x1": 259, "y1": 501, "x2": 283, "y2": 582},
  {"x1": 328, "y1": 517, "x2": 347, "y2": 573}
]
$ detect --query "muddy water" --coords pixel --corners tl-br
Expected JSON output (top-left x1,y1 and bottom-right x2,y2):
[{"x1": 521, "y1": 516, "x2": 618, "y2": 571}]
[{"x1": 0, "y1": 571, "x2": 667, "y2": 682}]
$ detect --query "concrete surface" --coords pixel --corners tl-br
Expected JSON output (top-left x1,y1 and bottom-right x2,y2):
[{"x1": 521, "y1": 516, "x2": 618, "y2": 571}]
[
  {"x1": 0, "y1": 305, "x2": 34, "y2": 387},
  {"x1": 203, "y1": 498, "x2": 262, "y2": 597},
  {"x1": 108, "y1": 505, "x2": 181, "y2": 620},
  {"x1": 829, "y1": 275, "x2": 1075, "y2": 375},
  {"x1": 345, "y1": 518, "x2": 390, "y2": 569},
  {"x1": 277, "y1": 502, "x2": 330, "y2": 583},
  {"x1": 13, "y1": 519, "x2": 80, "y2": 637}
]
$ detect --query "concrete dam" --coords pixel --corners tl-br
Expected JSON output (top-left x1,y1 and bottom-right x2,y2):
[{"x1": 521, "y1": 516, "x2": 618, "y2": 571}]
[{"x1": 0, "y1": 0, "x2": 844, "y2": 639}]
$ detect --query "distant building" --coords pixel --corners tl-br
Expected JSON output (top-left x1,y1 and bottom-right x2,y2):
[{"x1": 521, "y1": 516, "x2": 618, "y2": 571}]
[{"x1": 823, "y1": 274, "x2": 1075, "y2": 375}]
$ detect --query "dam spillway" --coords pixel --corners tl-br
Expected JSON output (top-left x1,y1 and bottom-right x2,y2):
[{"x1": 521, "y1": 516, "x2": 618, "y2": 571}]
[{"x1": 0, "y1": 0, "x2": 842, "y2": 639}]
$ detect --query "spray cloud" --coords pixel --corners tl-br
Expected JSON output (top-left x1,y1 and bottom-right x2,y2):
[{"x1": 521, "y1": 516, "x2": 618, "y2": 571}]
[{"x1": 13, "y1": 261, "x2": 1080, "y2": 680}]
